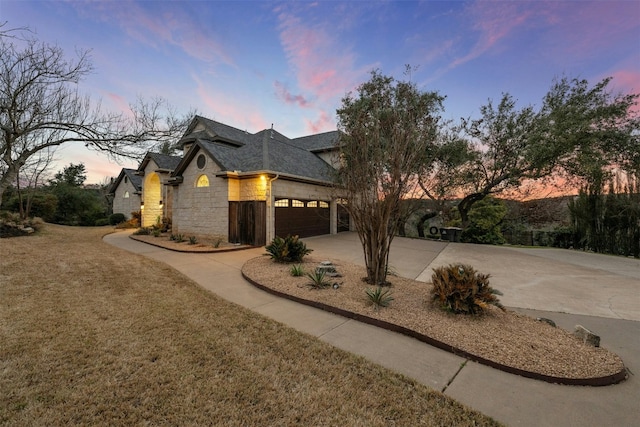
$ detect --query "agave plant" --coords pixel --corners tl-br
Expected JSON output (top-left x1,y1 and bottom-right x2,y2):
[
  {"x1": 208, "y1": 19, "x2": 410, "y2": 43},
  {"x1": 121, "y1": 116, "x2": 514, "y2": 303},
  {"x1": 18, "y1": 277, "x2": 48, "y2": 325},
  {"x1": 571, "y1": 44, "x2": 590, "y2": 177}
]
[
  {"x1": 290, "y1": 264, "x2": 305, "y2": 277},
  {"x1": 306, "y1": 270, "x2": 330, "y2": 289},
  {"x1": 365, "y1": 286, "x2": 394, "y2": 309}
]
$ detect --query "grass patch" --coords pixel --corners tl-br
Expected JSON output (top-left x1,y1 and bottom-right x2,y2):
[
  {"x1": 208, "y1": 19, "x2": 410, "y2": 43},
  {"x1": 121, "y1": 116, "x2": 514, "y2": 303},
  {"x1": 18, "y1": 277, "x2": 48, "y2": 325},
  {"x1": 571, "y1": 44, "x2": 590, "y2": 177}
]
[{"x1": 0, "y1": 224, "x2": 500, "y2": 426}]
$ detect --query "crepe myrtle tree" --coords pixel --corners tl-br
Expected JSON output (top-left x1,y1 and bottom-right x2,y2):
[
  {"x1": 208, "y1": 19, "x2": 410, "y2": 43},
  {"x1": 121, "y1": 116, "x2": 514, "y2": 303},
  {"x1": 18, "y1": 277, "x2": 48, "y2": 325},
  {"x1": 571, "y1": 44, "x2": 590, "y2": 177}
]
[
  {"x1": 0, "y1": 26, "x2": 193, "y2": 203},
  {"x1": 335, "y1": 69, "x2": 444, "y2": 286},
  {"x1": 451, "y1": 76, "x2": 639, "y2": 229}
]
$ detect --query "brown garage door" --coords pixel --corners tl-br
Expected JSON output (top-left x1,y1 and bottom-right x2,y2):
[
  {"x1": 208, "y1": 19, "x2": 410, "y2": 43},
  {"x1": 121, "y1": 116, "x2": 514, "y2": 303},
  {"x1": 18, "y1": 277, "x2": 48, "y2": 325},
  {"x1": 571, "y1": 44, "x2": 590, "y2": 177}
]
[{"x1": 275, "y1": 198, "x2": 330, "y2": 238}]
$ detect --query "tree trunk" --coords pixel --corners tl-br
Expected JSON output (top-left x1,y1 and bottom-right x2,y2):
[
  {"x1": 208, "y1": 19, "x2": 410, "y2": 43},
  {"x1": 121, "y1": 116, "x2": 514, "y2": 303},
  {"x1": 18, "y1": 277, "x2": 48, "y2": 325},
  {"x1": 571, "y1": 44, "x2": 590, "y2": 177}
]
[
  {"x1": 457, "y1": 193, "x2": 486, "y2": 229},
  {"x1": 416, "y1": 211, "x2": 438, "y2": 238}
]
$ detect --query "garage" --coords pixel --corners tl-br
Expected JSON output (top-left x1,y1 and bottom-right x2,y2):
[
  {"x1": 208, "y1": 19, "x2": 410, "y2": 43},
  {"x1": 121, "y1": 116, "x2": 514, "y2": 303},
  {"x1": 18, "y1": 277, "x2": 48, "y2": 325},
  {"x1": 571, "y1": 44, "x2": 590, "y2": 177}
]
[{"x1": 274, "y1": 198, "x2": 330, "y2": 238}]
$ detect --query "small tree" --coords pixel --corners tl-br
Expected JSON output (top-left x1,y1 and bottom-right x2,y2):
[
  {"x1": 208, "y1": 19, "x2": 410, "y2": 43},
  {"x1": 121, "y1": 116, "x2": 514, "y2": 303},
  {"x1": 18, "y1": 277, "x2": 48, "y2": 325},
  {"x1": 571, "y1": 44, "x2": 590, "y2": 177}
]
[
  {"x1": 336, "y1": 69, "x2": 444, "y2": 285},
  {"x1": 0, "y1": 27, "x2": 193, "y2": 203}
]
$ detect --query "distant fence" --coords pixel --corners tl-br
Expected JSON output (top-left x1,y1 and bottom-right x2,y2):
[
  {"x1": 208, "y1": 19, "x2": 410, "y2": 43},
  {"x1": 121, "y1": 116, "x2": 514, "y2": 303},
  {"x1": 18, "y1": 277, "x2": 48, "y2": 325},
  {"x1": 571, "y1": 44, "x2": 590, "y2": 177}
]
[{"x1": 502, "y1": 230, "x2": 573, "y2": 248}]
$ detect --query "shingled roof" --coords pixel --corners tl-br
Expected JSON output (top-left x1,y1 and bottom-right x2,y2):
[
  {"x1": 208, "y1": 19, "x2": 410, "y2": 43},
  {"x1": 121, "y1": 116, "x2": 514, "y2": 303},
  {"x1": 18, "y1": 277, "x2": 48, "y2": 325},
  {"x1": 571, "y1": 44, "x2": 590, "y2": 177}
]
[
  {"x1": 108, "y1": 168, "x2": 142, "y2": 195},
  {"x1": 173, "y1": 117, "x2": 339, "y2": 183},
  {"x1": 138, "y1": 152, "x2": 182, "y2": 173}
]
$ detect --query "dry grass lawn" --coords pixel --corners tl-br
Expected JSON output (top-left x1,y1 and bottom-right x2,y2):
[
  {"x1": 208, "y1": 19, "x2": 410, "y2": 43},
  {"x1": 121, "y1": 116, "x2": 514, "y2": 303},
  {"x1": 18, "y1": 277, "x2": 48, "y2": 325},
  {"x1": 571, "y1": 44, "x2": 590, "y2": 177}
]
[{"x1": 0, "y1": 224, "x2": 500, "y2": 426}]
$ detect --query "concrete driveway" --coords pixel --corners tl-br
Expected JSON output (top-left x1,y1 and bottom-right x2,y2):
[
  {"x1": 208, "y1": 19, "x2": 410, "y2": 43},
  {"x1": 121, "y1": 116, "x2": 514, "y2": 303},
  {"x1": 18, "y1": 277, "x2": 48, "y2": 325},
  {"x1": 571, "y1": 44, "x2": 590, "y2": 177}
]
[{"x1": 307, "y1": 233, "x2": 640, "y2": 321}]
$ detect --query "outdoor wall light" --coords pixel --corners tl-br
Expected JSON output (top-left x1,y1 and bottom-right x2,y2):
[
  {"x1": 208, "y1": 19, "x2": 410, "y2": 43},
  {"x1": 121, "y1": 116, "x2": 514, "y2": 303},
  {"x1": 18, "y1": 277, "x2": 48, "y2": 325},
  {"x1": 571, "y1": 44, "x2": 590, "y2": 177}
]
[{"x1": 159, "y1": 200, "x2": 163, "y2": 205}]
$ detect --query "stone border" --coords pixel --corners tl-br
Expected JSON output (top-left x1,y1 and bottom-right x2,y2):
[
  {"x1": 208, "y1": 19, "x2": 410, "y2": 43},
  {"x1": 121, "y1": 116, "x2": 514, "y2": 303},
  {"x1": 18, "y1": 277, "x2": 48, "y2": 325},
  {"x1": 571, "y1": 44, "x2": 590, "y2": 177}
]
[
  {"x1": 129, "y1": 235, "x2": 254, "y2": 253},
  {"x1": 242, "y1": 268, "x2": 628, "y2": 387}
]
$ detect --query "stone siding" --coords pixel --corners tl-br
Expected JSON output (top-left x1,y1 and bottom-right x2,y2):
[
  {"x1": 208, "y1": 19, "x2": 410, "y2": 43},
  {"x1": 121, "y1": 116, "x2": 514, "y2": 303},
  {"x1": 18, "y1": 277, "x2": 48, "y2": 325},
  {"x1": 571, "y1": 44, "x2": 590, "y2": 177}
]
[
  {"x1": 171, "y1": 155, "x2": 229, "y2": 239},
  {"x1": 112, "y1": 180, "x2": 140, "y2": 219}
]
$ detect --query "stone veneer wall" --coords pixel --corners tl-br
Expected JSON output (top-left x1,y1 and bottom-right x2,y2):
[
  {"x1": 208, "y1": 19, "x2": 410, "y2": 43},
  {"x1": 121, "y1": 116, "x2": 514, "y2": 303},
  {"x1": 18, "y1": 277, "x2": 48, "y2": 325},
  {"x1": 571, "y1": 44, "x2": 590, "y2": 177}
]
[
  {"x1": 112, "y1": 179, "x2": 141, "y2": 219},
  {"x1": 171, "y1": 155, "x2": 229, "y2": 239}
]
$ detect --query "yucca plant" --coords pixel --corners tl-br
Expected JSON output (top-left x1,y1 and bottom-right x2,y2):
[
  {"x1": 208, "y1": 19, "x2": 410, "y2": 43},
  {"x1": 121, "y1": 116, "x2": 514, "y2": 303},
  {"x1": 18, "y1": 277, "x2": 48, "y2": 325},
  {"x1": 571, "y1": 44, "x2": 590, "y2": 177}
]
[
  {"x1": 430, "y1": 264, "x2": 504, "y2": 315},
  {"x1": 265, "y1": 235, "x2": 312, "y2": 263},
  {"x1": 290, "y1": 264, "x2": 305, "y2": 277},
  {"x1": 170, "y1": 233, "x2": 185, "y2": 243},
  {"x1": 365, "y1": 286, "x2": 394, "y2": 309},
  {"x1": 306, "y1": 270, "x2": 330, "y2": 289},
  {"x1": 188, "y1": 236, "x2": 198, "y2": 245}
]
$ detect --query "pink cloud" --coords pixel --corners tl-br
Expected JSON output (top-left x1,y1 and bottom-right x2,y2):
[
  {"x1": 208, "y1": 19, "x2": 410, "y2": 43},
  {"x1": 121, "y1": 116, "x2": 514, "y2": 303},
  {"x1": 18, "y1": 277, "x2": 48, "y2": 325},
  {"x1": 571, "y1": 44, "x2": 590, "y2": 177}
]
[
  {"x1": 106, "y1": 92, "x2": 134, "y2": 118},
  {"x1": 274, "y1": 81, "x2": 311, "y2": 107},
  {"x1": 194, "y1": 76, "x2": 268, "y2": 132},
  {"x1": 450, "y1": 2, "x2": 532, "y2": 69},
  {"x1": 610, "y1": 70, "x2": 640, "y2": 94},
  {"x1": 74, "y1": 1, "x2": 233, "y2": 66},
  {"x1": 539, "y1": 2, "x2": 639, "y2": 58},
  {"x1": 304, "y1": 111, "x2": 335, "y2": 134},
  {"x1": 276, "y1": 9, "x2": 370, "y2": 102},
  {"x1": 609, "y1": 70, "x2": 640, "y2": 114}
]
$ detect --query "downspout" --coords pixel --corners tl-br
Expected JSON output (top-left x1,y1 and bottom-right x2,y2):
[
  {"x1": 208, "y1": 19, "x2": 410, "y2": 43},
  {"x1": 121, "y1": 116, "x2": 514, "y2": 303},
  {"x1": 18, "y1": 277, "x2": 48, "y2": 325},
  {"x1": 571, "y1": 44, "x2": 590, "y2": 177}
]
[{"x1": 267, "y1": 174, "x2": 279, "y2": 243}]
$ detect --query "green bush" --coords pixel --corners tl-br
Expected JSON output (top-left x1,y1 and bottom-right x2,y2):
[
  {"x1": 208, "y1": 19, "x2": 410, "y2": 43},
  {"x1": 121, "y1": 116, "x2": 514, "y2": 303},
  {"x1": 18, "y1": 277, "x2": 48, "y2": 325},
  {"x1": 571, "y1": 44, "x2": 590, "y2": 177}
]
[
  {"x1": 109, "y1": 213, "x2": 126, "y2": 225},
  {"x1": 95, "y1": 218, "x2": 110, "y2": 226},
  {"x1": 133, "y1": 227, "x2": 151, "y2": 235},
  {"x1": 461, "y1": 197, "x2": 506, "y2": 245},
  {"x1": 430, "y1": 264, "x2": 504, "y2": 315},
  {"x1": 188, "y1": 236, "x2": 197, "y2": 245},
  {"x1": 264, "y1": 235, "x2": 312, "y2": 263}
]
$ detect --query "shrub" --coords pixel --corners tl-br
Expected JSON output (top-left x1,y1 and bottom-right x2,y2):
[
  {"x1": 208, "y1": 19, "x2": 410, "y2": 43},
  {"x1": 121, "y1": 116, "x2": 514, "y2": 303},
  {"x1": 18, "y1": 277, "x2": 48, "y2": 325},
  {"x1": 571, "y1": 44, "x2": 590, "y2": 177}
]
[
  {"x1": 306, "y1": 270, "x2": 330, "y2": 289},
  {"x1": 152, "y1": 229, "x2": 161, "y2": 237},
  {"x1": 95, "y1": 218, "x2": 110, "y2": 226},
  {"x1": 290, "y1": 264, "x2": 305, "y2": 277},
  {"x1": 109, "y1": 213, "x2": 126, "y2": 225},
  {"x1": 430, "y1": 264, "x2": 504, "y2": 315},
  {"x1": 133, "y1": 227, "x2": 151, "y2": 235},
  {"x1": 264, "y1": 235, "x2": 312, "y2": 263},
  {"x1": 365, "y1": 286, "x2": 394, "y2": 309},
  {"x1": 188, "y1": 236, "x2": 197, "y2": 245},
  {"x1": 0, "y1": 211, "x2": 44, "y2": 237},
  {"x1": 170, "y1": 233, "x2": 185, "y2": 243}
]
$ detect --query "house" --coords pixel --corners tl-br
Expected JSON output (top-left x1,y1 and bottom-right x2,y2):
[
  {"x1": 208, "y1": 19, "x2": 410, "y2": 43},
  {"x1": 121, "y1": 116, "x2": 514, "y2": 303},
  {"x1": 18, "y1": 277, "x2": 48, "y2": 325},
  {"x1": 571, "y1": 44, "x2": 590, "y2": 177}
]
[
  {"x1": 136, "y1": 152, "x2": 182, "y2": 227},
  {"x1": 109, "y1": 168, "x2": 142, "y2": 219},
  {"x1": 109, "y1": 115, "x2": 348, "y2": 246}
]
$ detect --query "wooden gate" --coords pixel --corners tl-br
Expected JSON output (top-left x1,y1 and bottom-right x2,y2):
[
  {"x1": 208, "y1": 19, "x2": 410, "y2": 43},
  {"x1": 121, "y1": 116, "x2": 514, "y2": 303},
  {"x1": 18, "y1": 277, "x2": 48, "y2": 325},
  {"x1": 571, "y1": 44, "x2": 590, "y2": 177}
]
[{"x1": 228, "y1": 201, "x2": 266, "y2": 246}]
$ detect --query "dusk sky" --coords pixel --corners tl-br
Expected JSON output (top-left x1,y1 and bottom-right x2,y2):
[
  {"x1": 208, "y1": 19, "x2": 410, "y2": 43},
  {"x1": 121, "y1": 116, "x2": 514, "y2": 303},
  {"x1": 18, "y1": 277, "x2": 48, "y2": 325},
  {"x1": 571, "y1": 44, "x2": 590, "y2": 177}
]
[{"x1": 2, "y1": 0, "x2": 639, "y2": 184}]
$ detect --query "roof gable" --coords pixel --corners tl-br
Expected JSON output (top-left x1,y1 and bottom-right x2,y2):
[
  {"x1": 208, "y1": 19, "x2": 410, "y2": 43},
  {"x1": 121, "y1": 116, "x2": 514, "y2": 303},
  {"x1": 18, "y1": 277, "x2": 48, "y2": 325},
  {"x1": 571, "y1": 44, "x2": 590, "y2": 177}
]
[
  {"x1": 138, "y1": 152, "x2": 182, "y2": 173},
  {"x1": 108, "y1": 168, "x2": 142, "y2": 194}
]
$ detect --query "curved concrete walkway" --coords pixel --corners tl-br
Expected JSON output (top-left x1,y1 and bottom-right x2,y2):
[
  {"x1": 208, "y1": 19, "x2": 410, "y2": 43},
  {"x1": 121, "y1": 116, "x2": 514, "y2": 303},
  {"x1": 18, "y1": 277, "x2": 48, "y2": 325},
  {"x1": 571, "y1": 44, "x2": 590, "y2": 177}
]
[{"x1": 104, "y1": 231, "x2": 640, "y2": 427}]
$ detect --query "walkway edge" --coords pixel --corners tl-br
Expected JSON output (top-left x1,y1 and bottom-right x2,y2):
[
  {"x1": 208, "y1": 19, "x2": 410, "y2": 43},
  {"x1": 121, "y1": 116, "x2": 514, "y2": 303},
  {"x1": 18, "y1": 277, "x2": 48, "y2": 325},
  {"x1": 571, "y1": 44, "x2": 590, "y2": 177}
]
[{"x1": 241, "y1": 268, "x2": 628, "y2": 387}]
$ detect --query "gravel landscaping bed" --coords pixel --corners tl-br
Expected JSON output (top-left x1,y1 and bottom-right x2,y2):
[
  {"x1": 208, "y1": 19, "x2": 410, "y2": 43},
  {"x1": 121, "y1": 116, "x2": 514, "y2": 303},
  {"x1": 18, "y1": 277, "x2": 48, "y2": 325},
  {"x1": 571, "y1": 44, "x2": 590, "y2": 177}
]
[{"x1": 242, "y1": 255, "x2": 626, "y2": 382}]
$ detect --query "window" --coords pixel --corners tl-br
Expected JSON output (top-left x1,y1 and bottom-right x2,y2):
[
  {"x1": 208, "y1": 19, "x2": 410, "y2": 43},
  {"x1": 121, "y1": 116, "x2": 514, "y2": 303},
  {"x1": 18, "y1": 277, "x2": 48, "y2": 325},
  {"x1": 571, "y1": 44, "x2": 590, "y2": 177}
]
[
  {"x1": 319, "y1": 201, "x2": 329, "y2": 208},
  {"x1": 307, "y1": 201, "x2": 318, "y2": 207},
  {"x1": 275, "y1": 199, "x2": 289, "y2": 207},
  {"x1": 291, "y1": 199, "x2": 304, "y2": 207},
  {"x1": 196, "y1": 174, "x2": 209, "y2": 187},
  {"x1": 123, "y1": 191, "x2": 130, "y2": 199},
  {"x1": 124, "y1": 176, "x2": 128, "y2": 184},
  {"x1": 196, "y1": 154, "x2": 206, "y2": 169}
]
